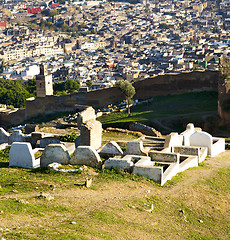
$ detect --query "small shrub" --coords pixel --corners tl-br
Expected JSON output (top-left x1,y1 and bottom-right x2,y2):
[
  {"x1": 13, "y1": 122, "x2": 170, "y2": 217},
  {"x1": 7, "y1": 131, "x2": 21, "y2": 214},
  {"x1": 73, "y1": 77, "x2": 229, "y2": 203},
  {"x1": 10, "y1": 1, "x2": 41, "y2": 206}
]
[
  {"x1": 0, "y1": 147, "x2": 10, "y2": 160},
  {"x1": 34, "y1": 150, "x2": 43, "y2": 159},
  {"x1": 60, "y1": 132, "x2": 79, "y2": 142},
  {"x1": 7, "y1": 105, "x2": 15, "y2": 110}
]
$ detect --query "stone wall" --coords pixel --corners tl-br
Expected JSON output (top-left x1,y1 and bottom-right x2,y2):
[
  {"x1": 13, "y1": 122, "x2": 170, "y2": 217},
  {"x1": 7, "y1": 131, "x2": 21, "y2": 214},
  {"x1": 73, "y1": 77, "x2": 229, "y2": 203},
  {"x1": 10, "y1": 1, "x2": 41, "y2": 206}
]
[
  {"x1": 0, "y1": 71, "x2": 219, "y2": 126},
  {"x1": 26, "y1": 70, "x2": 218, "y2": 117},
  {"x1": 134, "y1": 70, "x2": 218, "y2": 100},
  {"x1": 218, "y1": 57, "x2": 230, "y2": 124},
  {"x1": 84, "y1": 71, "x2": 218, "y2": 107},
  {"x1": 25, "y1": 93, "x2": 87, "y2": 119},
  {"x1": 0, "y1": 109, "x2": 25, "y2": 127}
]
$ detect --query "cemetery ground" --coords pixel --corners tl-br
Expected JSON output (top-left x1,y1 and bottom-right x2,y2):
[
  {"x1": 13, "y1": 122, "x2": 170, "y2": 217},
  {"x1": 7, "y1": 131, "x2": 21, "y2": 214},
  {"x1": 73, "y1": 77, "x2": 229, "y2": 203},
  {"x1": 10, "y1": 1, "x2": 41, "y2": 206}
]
[
  {"x1": 0, "y1": 90, "x2": 228, "y2": 239},
  {"x1": 0, "y1": 146, "x2": 230, "y2": 239}
]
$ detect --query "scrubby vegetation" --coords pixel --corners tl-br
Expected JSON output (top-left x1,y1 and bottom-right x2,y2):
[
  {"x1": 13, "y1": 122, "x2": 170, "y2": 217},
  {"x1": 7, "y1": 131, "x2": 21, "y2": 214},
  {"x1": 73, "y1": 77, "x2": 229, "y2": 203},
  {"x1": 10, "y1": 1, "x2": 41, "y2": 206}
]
[{"x1": 60, "y1": 132, "x2": 79, "y2": 142}]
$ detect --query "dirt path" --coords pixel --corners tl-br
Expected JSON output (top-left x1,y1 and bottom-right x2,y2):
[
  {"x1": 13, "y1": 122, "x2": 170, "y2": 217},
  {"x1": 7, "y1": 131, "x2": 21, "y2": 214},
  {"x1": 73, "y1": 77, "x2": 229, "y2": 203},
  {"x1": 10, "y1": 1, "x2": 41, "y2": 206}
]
[
  {"x1": 2, "y1": 151, "x2": 230, "y2": 205},
  {"x1": 0, "y1": 151, "x2": 230, "y2": 239}
]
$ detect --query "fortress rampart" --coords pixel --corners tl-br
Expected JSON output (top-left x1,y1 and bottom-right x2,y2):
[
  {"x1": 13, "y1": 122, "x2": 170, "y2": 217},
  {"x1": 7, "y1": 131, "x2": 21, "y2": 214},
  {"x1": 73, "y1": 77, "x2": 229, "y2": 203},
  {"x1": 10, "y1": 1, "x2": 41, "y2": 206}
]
[{"x1": 0, "y1": 70, "x2": 219, "y2": 127}]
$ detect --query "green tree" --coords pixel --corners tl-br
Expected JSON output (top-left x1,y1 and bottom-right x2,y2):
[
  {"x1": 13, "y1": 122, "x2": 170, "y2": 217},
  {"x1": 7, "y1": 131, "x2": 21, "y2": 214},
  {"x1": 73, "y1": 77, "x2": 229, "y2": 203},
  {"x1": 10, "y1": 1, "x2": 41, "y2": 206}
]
[
  {"x1": 54, "y1": 79, "x2": 80, "y2": 95},
  {"x1": 26, "y1": 79, "x2": 36, "y2": 95},
  {"x1": 65, "y1": 79, "x2": 80, "y2": 93},
  {"x1": 50, "y1": 9, "x2": 57, "y2": 17},
  {"x1": 41, "y1": 9, "x2": 50, "y2": 16},
  {"x1": 159, "y1": 23, "x2": 169, "y2": 29},
  {"x1": 58, "y1": 0, "x2": 66, "y2": 4},
  {"x1": 0, "y1": 79, "x2": 33, "y2": 108},
  {"x1": 86, "y1": 79, "x2": 93, "y2": 88},
  {"x1": 116, "y1": 80, "x2": 135, "y2": 116}
]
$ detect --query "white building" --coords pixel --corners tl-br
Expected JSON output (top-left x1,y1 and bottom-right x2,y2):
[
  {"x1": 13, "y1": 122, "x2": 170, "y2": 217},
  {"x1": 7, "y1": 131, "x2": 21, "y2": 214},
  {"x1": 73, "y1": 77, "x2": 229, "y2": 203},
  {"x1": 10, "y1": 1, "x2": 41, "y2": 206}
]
[{"x1": 21, "y1": 65, "x2": 40, "y2": 79}]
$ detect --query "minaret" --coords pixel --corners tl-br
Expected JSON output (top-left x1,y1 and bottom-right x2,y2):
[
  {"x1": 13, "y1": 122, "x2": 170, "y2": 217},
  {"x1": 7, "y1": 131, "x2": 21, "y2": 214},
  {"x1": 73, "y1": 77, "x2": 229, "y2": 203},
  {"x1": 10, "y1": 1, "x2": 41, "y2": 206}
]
[{"x1": 36, "y1": 64, "x2": 53, "y2": 98}]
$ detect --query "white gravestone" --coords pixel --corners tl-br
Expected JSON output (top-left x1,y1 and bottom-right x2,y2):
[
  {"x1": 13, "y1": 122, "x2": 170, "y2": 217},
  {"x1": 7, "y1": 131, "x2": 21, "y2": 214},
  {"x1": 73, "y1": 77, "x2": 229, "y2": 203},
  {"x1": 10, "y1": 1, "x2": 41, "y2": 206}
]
[
  {"x1": 70, "y1": 146, "x2": 102, "y2": 168},
  {"x1": 40, "y1": 144, "x2": 70, "y2": 168},
  {"x1": 99, "y1": 141, "x2": 123, "y2": 157},
  {"x1": 9, "y1": 142, "x2": 40, "y2": 169},
  {"x1": 190, "y1": 131, "x2": 212, "y2": 155}
]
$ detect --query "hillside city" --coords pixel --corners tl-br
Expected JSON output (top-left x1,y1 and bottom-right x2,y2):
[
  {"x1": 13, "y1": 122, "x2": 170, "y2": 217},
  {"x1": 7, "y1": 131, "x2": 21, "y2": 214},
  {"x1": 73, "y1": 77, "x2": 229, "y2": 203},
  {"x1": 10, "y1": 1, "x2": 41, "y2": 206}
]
[{"x1": 0, "y1": 0, "x2": 228, "y2": 90}]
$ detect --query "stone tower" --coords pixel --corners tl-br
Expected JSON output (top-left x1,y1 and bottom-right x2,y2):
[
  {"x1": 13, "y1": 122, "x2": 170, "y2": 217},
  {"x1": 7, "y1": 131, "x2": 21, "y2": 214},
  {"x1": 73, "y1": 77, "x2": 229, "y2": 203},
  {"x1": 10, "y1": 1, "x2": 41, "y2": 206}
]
[
  {"x1": 218, "y1": 56, "x2": 230, "y2": 124},
  {"x1": 36, "y1": 64, "x2": 53, "y2": 98}
]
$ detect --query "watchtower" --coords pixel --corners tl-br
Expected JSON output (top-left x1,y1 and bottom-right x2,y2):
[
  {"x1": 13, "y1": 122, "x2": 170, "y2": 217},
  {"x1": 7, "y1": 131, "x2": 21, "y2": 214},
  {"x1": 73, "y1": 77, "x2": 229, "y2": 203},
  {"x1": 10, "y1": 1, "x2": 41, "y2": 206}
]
[{"x1": 36, "y1": 64, "x2": 53, "y2": 98}]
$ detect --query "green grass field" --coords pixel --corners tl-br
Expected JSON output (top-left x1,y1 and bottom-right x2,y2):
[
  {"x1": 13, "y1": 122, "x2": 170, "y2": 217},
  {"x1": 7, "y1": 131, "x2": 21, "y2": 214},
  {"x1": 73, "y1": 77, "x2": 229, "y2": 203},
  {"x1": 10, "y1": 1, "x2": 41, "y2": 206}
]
[{"x1": 98, "y1": 91, "x2": 218, "y2": 132}]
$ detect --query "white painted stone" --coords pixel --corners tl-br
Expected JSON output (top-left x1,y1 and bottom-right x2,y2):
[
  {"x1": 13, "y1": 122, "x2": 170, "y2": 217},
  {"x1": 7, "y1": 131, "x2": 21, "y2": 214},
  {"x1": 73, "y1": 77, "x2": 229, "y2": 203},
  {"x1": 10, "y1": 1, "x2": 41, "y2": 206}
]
[
  {"x1": 80, "y1": 120, "x2": 102, "y2": 150},
  {"x1": 124, "y1": 141, "x2": 149, "y2": 156},
  {"x1": 96, "y1": 112, "x2": 103, "y2": 118},
  {"x1": 134, "y1": 157, "x2": 152, "y2": 167},
  {"x1": 47, "y1": 162, "x2": 82, "y2": 172},
  {"x1": 134, "y1": 156, "x2": 180, "y2": 185},
  {"x1": 211, "y1": 137, "x2": 225, "y2": 157},
  {"x1": 104, "y1": 155, "x2": 134, "y2": 171},
  {"x1": 9, "y1": 142, "x2": 40, "y2": 169},
  {"x1": 70, "y1": 146, "x2": 101, "y2": 168},
  {"x1": 149, "y1": 151, "x2": 179, "y2": 163},
  {"x1": 8, "y1": 130, "x2": 26, "y2": 145},
  {"x1": 164, "y1": 132, "x2": 182, "y2": 149},
  {"x1": 173, "y1": 146, "x2": 200, "y2": 156},
  {"x1": 40, "y1": 144, "x2": 70, "y2": 168},
  {"x1": 0, "y1": 128, "x2": 9, "y2": 144},
  {"x1": 63, "y1": 142, "x2": 75, "y2": 155},
  {"x1": 199, "y1": 147, "x2": 208, "y2": 162},
  {"x1": 178, "y1": 155, "x2": 198, "y2": 173},
  {"x1": 190, "y1": 131, "x2": 212, "y2": 155},
  {"x1": 100, "y1": 141, "x2": 123, "y2": 156},
  {"x1": 172, "y1": 146, "x2": 208, "y2": 163},
  {"x1": 134, "y1": 161, "x2": 162, "y2": 183},
  {"x1": 180, "y1": 123, "x2": 195, "y2": 146},
  {"x1": 161, "y1": 162, "x2": 179, "y2": 185},
  {"x1": 105, "y1": 155, "x2": 150, "y2": 172},
  {"x1": 47, "y1": 162, "x2": 62, "y2": 171},
  {"x1": 186, "y1": 123, "x2": 195, "y2": 131},
  {"x1": 0, "y1": 143, "x2": 8, "y2": 151}
]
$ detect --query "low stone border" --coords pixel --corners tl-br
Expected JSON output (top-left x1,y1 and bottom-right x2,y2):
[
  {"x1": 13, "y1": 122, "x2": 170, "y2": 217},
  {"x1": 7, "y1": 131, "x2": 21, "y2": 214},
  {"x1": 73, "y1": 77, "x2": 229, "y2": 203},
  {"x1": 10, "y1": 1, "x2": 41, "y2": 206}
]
[{"x1": 105, "y1": 127, "x2": 143, "y2": 137}]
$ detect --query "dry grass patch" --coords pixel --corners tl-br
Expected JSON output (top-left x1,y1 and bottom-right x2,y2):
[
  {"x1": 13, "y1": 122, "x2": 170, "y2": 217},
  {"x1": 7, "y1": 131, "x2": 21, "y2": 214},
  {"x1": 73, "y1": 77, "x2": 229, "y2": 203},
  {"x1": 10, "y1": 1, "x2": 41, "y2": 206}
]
[{"x1": 0, "y1": 150, "x2": 230, "y2": 239}]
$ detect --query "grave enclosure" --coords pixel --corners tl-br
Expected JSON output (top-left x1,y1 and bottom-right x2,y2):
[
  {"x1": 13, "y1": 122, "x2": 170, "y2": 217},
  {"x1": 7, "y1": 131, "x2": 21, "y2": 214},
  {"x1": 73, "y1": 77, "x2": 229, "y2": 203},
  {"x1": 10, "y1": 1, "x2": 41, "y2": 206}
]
[{"x1": 0, "y1": 107, "x2": 225, "y2": 185}]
